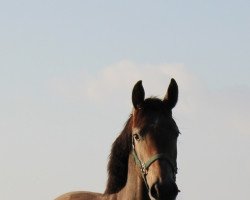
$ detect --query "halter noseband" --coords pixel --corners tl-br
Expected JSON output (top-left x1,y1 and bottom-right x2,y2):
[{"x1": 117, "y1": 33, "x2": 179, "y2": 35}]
[{"x1": 132, "y1": 137, "x2": 178, "y2": 191}]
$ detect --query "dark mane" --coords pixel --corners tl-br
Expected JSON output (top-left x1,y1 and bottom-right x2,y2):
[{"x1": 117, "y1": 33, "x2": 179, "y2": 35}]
[{"x1": 104, "y1": 116, "x2": 132, "y2": 194}]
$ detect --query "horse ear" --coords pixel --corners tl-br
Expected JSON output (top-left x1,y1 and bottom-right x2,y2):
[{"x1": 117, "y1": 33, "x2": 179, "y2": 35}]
[
  {"x1": 163, "y1": 78, "x2": 178, "y2": 109},
  {"x1": 132, "y1": 80, "x2": 145, "y2": 109}
]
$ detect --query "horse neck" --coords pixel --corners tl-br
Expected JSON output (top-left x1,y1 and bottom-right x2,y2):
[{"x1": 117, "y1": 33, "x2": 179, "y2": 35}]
[{"x1": 114, "y1": 154, "x2": 150, "y2": 200}]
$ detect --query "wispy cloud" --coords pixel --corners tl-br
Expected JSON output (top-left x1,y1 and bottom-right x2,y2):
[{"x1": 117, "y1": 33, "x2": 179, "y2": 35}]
[
  {"x1": 48, "y1": 60, "x2": 250, "y2": 136},
  {"x1": 48, "y1": 60, "x2": 195, "y2": 102}
]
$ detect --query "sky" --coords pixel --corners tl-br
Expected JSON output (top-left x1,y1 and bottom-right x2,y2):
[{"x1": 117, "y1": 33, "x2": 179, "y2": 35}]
[{"x1": 0, "y1": 0, "x2": 249, "y2": 200}]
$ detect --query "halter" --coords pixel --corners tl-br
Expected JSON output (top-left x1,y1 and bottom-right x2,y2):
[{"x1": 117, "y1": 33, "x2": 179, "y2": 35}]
[{"x1": 132, "y1": 137, "x2": 178, "y2": 192}]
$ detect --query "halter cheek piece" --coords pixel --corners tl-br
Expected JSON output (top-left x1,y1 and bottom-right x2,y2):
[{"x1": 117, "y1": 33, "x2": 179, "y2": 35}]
[{"x1": 132, "y1": 136, "x2": 178, "y2": 191}]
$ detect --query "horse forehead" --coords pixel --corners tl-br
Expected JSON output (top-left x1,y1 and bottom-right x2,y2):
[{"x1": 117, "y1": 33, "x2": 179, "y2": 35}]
[
  {"x1": 132, "y1": 117, "x2": 161, "y2": 132},
  {"x1": 152, "y1": 117, "x2": 160, "y2": 127},
  {"x1": 132, "y1": 127, "x2": 140, "y2": 134}
]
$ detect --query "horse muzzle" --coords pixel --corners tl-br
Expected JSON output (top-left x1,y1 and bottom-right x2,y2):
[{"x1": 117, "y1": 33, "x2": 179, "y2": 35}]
[{"x1": 149, "y1": 179, "x2": 179, "y2": 200}]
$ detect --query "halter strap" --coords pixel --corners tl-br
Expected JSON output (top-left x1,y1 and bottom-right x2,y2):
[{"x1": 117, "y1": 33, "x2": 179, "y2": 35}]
[
  {"x1": 144, "y1": 154, "x2": 167, "y2": 170},
  {"x1": 132, "y1": 150, "x2": 168, "y2": 174},
  {"x1": 132, "y1": 138, "x2": 178, "y2": 192}
]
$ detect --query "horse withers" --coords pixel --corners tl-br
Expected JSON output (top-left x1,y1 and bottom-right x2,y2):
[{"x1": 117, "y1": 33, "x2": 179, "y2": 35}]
[{"x1": 55, "y1": 78, "x2": 180, "y2": 200}]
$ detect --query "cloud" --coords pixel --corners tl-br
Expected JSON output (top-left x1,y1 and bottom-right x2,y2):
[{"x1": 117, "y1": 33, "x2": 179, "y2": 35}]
[
  {"x1": 48, "y1": 60, "x2": 250, "y2": 136},
  {"x1": 48, "y1": 60, "x2": 197, "y2": 104}
]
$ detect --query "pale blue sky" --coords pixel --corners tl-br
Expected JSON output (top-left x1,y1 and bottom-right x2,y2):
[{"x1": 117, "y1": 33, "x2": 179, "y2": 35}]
[{"x1": 0, "y1": 1, "x2": 249, "y2": 200}]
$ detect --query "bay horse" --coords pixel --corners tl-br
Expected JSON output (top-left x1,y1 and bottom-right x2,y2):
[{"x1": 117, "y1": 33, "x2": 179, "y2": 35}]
[{"x1": 55, "y1": 78, "x2": 180, "y2": 200}]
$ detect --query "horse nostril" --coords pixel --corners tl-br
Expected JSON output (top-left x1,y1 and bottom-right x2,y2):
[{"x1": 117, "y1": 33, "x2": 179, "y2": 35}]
[
  {"x1": 150, "y1": 182, "x2": 160, "y2": 199},
  {"x1": 150, "y1": 181, "x2": 179, "y2": 199}
]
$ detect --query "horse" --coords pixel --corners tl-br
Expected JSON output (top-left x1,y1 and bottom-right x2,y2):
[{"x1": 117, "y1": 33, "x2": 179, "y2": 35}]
[{"x1": 55, "y1": 78, "x2": 180, "y2": 200}]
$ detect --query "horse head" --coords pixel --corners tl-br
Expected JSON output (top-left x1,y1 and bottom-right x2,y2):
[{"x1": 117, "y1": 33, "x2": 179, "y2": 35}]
[{"x1": 131, "y1": 79, "x2": 180, "y2": 200}]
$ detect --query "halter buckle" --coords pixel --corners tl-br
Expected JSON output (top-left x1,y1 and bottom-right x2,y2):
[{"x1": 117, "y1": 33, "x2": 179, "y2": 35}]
[{"x1": 141, "y1": 163, "x2": 148, "y2": 175}]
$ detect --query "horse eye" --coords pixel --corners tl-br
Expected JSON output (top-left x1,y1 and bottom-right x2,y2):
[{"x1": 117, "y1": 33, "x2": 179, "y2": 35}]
[{"x1": 133, "y1": 134, "x2": 140, "y2": 141}]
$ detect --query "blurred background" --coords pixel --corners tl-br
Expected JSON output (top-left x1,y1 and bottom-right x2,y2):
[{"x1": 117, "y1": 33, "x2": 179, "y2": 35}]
[{"x1": 0, "y1": 1, "x2": 249, "y2": 199}]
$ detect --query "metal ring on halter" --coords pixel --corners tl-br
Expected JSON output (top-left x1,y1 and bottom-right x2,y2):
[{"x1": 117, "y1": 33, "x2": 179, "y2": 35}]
[{"x1": 141, "y1": 163, "x2": 148, "y2": 175}]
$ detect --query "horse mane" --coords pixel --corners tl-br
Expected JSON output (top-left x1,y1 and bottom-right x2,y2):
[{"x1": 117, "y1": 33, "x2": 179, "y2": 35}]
[{"x1": 104, "y1": 116, "x2": 132, "y2": 194}]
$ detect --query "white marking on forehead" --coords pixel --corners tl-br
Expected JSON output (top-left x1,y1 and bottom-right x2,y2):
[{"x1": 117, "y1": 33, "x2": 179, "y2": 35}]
[
  {"x1": 154, "y1": 117, "x2": 159, "y2": 125},
  {"x1": 152, "y1": 117, "x2": 159, "y2": 128}
]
